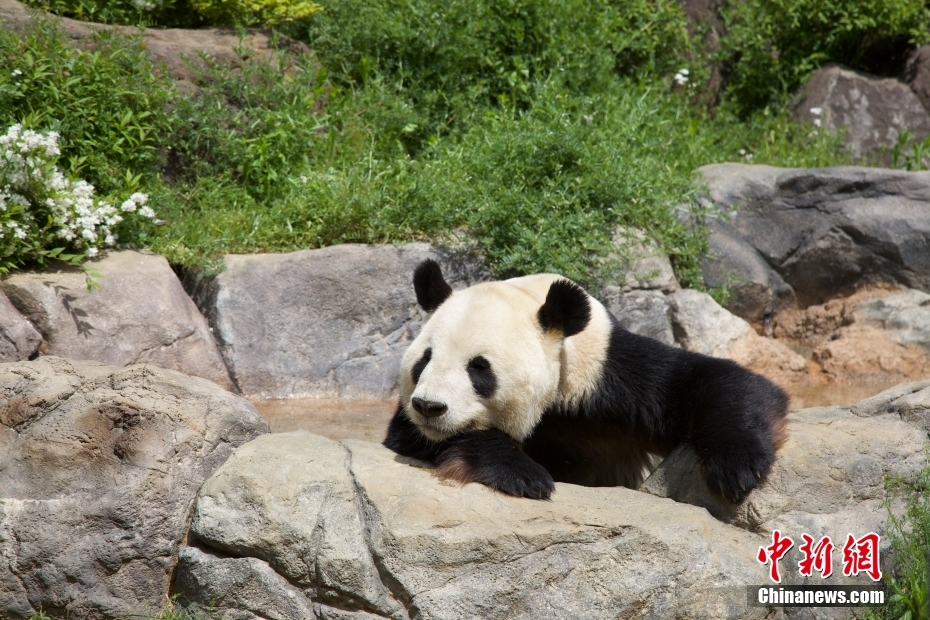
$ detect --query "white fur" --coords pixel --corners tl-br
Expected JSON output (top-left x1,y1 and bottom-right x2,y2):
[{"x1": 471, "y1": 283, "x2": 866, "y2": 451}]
[{"x1": 400, "y1": 274, "x2": 612, "y2": 441}]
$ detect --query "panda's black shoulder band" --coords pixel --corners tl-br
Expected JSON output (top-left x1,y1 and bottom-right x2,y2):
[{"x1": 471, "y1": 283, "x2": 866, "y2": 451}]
[
  {"x1": 413, "y1": 259, "x2": 453, "y2": 313},
  {"x1": 538, "y1": 279, "x2": 591, "y2": 338}
]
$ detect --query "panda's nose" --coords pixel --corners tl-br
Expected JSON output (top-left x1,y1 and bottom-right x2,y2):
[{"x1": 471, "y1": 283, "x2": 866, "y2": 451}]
[{"x1": 412, "y1": 397, "x2": 447, "y2": 418}]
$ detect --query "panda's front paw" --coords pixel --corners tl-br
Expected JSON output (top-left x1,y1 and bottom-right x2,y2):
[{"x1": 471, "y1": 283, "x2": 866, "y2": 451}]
[
  {"x1": 700, "y1": 451, "x2": 774, "y2": 504},
  {"x1": 434, "y1": 429, "x2": 555, "y2": 500}
]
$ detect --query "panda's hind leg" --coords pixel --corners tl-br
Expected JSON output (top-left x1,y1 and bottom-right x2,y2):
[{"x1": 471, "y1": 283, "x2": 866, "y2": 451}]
[{"x1": 682, "y1": 359, "x2": 789, "y2": 504}]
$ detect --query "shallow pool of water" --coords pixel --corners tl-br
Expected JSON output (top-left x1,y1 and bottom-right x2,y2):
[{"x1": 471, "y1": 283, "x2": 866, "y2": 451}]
[
  {"x1": 249, "y1": 382, "x2": 901, "y2": 442},
  {"x1": 249, "y1": 397, "x2": 396, "y2": 442},
  {"x1": 786, "y1": 382, "x2": 900, "y2": 410}
]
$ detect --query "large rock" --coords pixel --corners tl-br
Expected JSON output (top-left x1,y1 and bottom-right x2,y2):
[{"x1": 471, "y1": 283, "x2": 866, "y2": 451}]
[
  {"x1": 186, "y1": 244, "x2": 488, "y2": 399},
  {"x1": 904, "y1": 44, "x2": 930, "y2": 118},
  {"x1": 0, "y1": 290, "x2": 41, "y2": 362},
  {"x1": 667, "y1": 289, "x2": 810, "y2": 389},
  {"x1": 643, "y1": 394, "x2": 927, "y2": 544},
  {"x1": 0, "y1": 250, "x2": 234, "y2": 391},
  {"x1": 793, "y1": 65, "x2": 930, "y2": 161},
  {"x1": 600, "y1": 227, "x2": 679, "y2": 294},
  {"x1": 176, "y1": 432, "x2": 772, "y2": 620},
  {"x1": 600, "y1": 289, "x2": 675, "y2": 345},
  {"x1": 696, "y1": 164, "x2": 930, "y2": 313},
  {"x1": 0, "y1": 356, "x2": 268, "y2": 619}
]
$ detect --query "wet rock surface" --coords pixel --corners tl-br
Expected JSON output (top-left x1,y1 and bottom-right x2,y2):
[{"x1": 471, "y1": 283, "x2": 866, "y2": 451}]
[{"x1": 0, "y1": 356, "x2": 268, "y2": 619}]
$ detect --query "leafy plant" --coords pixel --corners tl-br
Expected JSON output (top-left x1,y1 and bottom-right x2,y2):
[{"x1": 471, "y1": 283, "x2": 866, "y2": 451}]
[{"x1": 0, "y1": 18, "x2": 175, "y2": 195}]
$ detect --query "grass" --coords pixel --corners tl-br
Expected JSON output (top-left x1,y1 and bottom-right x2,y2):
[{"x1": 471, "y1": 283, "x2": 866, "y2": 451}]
[{"x1": 861, "y1": 456, "x2": 930, "y2": 620}]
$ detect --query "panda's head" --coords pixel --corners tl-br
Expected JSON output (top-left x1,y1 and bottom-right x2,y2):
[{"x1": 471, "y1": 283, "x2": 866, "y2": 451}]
[{"x1": 399, "y1": 259, "x2": 594, "y2": 442}]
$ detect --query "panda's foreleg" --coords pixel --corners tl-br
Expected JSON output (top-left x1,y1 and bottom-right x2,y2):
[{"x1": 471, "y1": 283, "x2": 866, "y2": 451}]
[
  {"x1": 383, "y1": 403, "x2": 445, "y2": 462},
  {"x1": 681, "y1": 360, "x2": 789, "y2": 504},
  {"x1": 434, "y1": 429, "x2": 555, "y2": 500}
]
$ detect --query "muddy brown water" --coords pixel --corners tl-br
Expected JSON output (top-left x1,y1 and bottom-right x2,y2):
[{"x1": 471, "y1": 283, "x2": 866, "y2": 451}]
[{"x1": 250, "y1": 383, "x2": 899, "y2": 442}]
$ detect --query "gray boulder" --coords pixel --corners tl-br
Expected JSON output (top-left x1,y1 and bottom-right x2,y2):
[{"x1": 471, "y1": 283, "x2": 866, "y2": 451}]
[
  {"x1": 600, "y1": 288, "x2": 675, "y2": 345},
  {"x1": 186, "y1": 244, "x2": 488, "y2": 399},
  {"x1": 0, "y1": 356, "x2": 268, "y2": 619},
  {"x1": 177, "y1": 432, "x2": 772, "y2": 620},
  {"x1": 600, "y1": 227, "x2": 679, "y2": 294},
  {"x1": 0, "y1": 290, "x2": 41, "y2": 362},
  {"x1": 696, "y1": 164, "x2": 930, "y2": 315},
  {"x1": 854, "y1": 289, "x2": 930, "y2": 349},
  {"x1": 0, "y1": 250, "x2": 235, "y2": 390},
  {"x1": 793, "y1": 64, "x2": 930, "y2": 162},
  {"x1": 904, "y1": 44, "x2": 930, "y2": 119}
]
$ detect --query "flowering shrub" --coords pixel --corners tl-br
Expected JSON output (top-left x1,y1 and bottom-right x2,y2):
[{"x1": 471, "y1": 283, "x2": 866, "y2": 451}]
[{"x1": 0, "y1": 123, "x2": 157, "y2": 275}]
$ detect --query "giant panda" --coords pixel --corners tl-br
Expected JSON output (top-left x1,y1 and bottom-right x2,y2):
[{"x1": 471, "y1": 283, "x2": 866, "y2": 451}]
[{"x1": 383, "y1": 259, "x2": 789, "y2": 501}]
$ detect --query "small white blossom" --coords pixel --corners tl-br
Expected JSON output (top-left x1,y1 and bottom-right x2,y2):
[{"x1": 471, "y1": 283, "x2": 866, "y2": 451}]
[
  {"x1": 810, "y1": 107, "x2": 823, "y2": 116},
  {"x1": 0, "y1": 124, "x2": 158, "y2": 262},
  {"x1": 11, "y1": 69, "x2": 22, "y2": 77},
  {"x1": 673, "y1": 68, "x2": 690, "y2": 86},
  {"x1": 813, "y1": 118, "x2": 822, "y2": 127}
]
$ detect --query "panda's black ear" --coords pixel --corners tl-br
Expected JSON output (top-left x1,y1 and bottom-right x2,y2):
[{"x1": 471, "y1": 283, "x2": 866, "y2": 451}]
[
  {"x1": 538, "y1": 279, "x2": 591, "y2": 338},
  {"x1": 414, "y1": 259, "x2": 453, "y2": 312}
]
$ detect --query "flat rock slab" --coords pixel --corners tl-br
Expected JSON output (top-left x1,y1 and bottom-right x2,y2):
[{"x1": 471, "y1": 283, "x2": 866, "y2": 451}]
[
  {"x1": 697, "y1": 164, "x2": 930, "y2": 317},
  {"x1": 192, "y1": 244, "x2": 488, "y2": 399},
  {"x1": 1, "y1": 250, "x2": 234, "y2": 391},
  {"x1": 0, "y1": 356, "x2": 268, "y2": 619},
  {"x1": 177, "y1": 432, "x2": 771, "y2": 620}
]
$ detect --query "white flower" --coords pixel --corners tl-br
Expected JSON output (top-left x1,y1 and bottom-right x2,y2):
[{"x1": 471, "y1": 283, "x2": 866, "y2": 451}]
[
  {"x1": 673, "y1": 68, "x2": 690, "y2": 86},
  {"x1": 86, "y1": 247, "x2": 98, "y2": 257},
  {"x1": 813, "y1": 118, "x2": 822, "y2": 127},
  {"x1": 810, "y1": 107, "x2": 823, "y2": 116},
  {"x1": 11, "y1": 69, "x2": 22, "y2": 77}
]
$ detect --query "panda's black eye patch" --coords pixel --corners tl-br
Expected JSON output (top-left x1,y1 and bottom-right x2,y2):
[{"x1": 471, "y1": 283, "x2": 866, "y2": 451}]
[
  {"x1": 467, "y1": 355, "x2": 497, "y2": 398},
  {"x1": 412, "y1": 348, "x2": 432, "y2": 384}
]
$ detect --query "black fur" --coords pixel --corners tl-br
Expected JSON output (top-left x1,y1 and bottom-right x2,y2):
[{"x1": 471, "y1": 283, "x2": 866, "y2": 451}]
[
  {"x1": 524, "y1": 313, "x2": 789, "y2": 502},
  {"x1": 411, "y1": 348, "x2": 432, "y2": 384},
  {"x1": 413, "y1": 259, "x2": 453, "y2": 312},
  {"x1": 466, "y1": 356, "x2": 497, "y2": 398},
  {"x1": 436, "y1": 429, "x2": 555, "y2": 499},
  {"x1": 384, "y1": 403, "x2": 444, "y2": 462},
  {"x1": 383, "y1": 406, "x2": 554, "y2": 499},
  {"x1": 385, "y1": 264, "x2": 790, "y2": 503},
  {"x1": 537, "y1": 279, "x2": 591, "y2": 337}
]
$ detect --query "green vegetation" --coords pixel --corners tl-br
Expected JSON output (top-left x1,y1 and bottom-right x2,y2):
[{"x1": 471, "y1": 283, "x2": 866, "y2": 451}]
[
  {"x1": 720, "y1": 0, "x2": 930, "y2": 113},
  {"x1": 9, "y1": 0, "x2": 927, "y2": 286},
  {"x1": 862, "y1": 458, "x2": 930, "y2": 620},
  {"x1": 24, "y1": 0, "x2": 319, "y2": 27}
]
